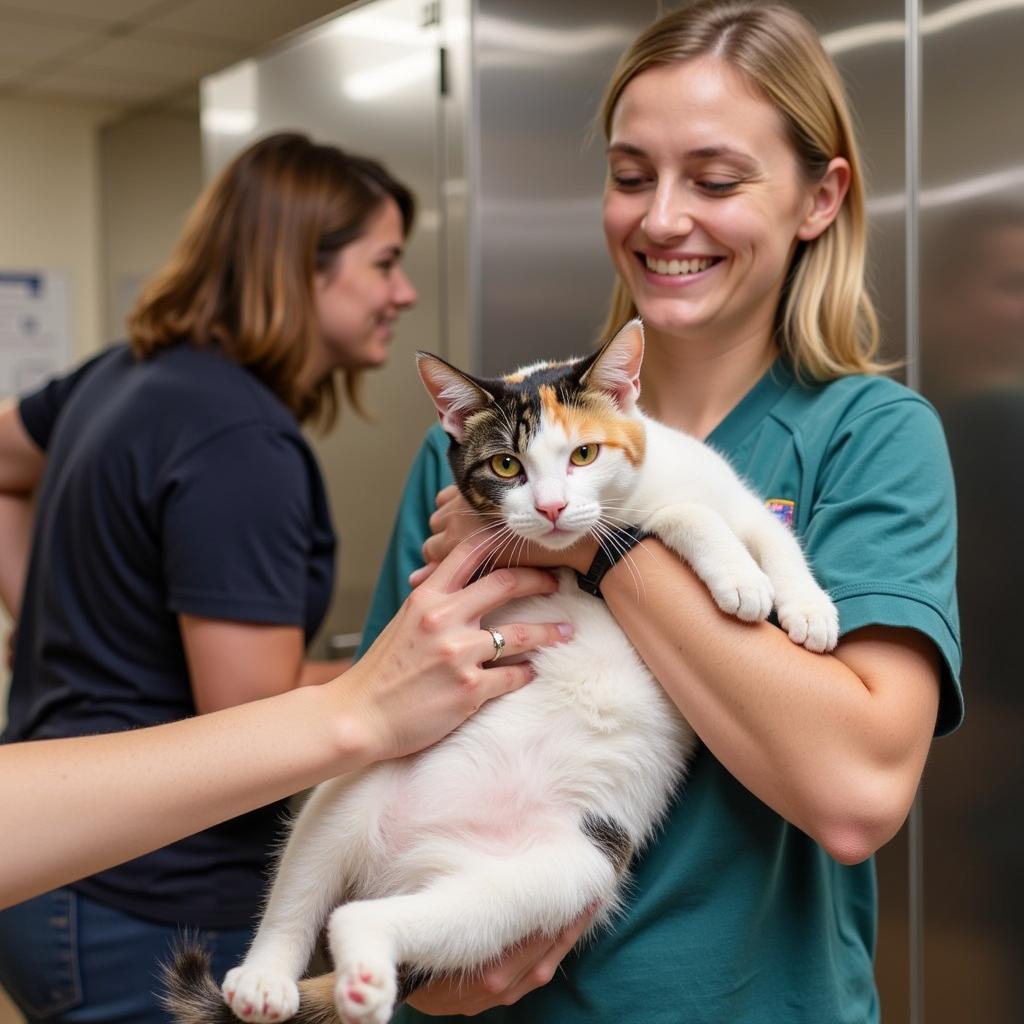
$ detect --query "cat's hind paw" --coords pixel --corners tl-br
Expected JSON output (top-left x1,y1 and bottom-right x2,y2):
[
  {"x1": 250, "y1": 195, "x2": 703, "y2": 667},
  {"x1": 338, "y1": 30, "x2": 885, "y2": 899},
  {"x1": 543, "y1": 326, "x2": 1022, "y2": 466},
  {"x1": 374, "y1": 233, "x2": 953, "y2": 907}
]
[
  {"x1": 706, "y1": 565, "x2": 775, "y2": 622},
  {"x1": 222, "y1": 965, "x2": 300, "y2": 1022},
  {"x1": 777, "y1": 590, "x2": 839, "y2": 653},
  {"x1": 334, "y1": 959, "x2": 398, "y2": 1024}
]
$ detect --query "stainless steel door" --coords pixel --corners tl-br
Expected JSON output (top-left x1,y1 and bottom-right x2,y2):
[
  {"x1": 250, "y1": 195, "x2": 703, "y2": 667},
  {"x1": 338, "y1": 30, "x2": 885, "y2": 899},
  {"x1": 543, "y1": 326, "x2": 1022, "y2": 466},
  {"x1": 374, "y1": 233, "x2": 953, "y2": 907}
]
[{"x1": 202, "y1": 0, "x2": 447, "y2": 639}]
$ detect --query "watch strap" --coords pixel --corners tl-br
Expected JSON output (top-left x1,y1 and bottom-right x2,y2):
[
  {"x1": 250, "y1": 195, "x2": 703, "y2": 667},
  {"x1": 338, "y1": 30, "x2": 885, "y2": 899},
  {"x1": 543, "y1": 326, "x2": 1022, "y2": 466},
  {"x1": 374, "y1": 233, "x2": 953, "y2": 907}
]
[{"x1": 576, "y1": 524, "x2": 650, "y2": 599}]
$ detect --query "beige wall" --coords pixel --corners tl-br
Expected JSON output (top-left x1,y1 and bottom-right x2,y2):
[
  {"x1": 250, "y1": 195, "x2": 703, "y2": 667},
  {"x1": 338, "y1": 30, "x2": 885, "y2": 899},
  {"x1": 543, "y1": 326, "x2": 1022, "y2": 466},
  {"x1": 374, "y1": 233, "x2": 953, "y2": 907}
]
[
  {"x1": 0, "y1": 99, "x2": 202, "y2": 1021},
  {"x1": 0, "y1": 97, "x2": 113, "y2": 362},
  {"x1": 0, "y1": 96, "x2": 116, "y2": 744},
  {"x1": 99, "y1": 104, "x2": 202, "y2": 344}
]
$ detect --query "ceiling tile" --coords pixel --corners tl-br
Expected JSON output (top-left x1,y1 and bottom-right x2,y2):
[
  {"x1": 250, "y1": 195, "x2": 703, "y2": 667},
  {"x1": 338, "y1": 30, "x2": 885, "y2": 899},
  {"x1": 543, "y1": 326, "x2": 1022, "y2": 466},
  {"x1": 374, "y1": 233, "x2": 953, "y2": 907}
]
[
  {"x1": 17, "y1": 69, "x2": 174, "y2": 104},
  {"x1": 0, "y1": 20, "x2": 97, "y2": 73},
  {"x1": 0, "y1": 0, "x2": 169, "y2": 24},
  {"x1": 72, "y1": 33, "x2": 240, "y2": 82},
  {"x1": 143, "y1": 0, "x2": 346, "y2": 47}
]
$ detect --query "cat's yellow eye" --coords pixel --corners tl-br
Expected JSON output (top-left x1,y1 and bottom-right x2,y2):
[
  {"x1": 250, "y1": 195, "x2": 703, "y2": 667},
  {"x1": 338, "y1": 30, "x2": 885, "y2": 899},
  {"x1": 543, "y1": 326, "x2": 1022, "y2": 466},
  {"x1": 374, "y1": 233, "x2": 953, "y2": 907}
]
[
  {"x1": 490, "y1": 453, "x2": 523, "y2": 479},
  {"x1": 570, "y1": 444, "x2": 600, "y2": 467}
]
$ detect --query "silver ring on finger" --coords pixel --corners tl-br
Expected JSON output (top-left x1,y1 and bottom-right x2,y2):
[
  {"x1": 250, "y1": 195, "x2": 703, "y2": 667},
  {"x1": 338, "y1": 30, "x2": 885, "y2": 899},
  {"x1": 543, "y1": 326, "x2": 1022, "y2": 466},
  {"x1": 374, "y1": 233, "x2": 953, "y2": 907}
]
[{"x1": 484, "y1": 626, "x2": 506, "y2": 663}]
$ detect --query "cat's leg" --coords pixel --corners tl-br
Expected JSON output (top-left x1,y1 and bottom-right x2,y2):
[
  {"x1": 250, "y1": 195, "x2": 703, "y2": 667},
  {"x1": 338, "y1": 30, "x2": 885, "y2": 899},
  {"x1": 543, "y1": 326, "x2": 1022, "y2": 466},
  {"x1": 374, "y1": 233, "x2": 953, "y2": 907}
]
[
  {"x1": 222, "y1": 773, "x2": 381, "y2": 1023},
  {"x1": 642, "y1": 501, "x2": 774, "y2": 621},
  {"x1": 326, "y1": 826, "x2": 623, "y2": 1024},
  {"x1": 742, "y1": 512, "x2": 839, "y2": 652}
]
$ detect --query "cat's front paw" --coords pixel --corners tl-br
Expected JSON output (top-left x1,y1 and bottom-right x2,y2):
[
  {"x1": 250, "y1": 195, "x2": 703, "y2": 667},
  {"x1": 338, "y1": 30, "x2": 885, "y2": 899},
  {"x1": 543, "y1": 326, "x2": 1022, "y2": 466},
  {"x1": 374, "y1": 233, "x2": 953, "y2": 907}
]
[
  {"x1": 334, "y1": 958, "x2": 398, "y2": 1024},
  {"x1": 222, "y1": 965, "x2": 300, "y2": 1022},
  {"x1": 777, "y1": 589, "x2": 839, "y2": 653},
  {"x1": 706, "y1": 565, "x2": 774, "y2": 622}
]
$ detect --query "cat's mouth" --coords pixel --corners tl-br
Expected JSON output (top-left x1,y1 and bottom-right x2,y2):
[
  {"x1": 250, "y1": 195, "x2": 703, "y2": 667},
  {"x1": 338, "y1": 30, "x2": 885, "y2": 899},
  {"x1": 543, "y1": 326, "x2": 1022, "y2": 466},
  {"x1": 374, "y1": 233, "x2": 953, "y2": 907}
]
[{"x1": 532, "y1": 522, "x2": 586, "y2": 551}]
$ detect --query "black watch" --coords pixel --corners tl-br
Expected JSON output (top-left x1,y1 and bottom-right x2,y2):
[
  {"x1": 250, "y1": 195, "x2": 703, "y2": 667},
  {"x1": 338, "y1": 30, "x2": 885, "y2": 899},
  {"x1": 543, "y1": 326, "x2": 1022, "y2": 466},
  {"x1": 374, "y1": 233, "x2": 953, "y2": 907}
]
[{"x1": 576, "y1": 525, "x2": 650, "y2": 599}]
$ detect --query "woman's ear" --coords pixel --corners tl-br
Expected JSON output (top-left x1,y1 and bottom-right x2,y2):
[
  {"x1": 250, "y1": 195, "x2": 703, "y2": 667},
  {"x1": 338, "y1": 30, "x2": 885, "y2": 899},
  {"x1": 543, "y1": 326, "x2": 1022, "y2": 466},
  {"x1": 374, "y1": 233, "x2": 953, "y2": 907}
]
[{"x1": 797, "y1": 157, "x2": 851, "y2": 241}]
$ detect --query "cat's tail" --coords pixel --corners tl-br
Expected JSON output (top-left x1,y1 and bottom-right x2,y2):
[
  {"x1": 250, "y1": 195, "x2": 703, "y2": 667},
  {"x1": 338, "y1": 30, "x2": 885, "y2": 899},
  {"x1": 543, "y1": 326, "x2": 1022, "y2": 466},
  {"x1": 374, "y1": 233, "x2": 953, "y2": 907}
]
[{"x1": 160, "y1": 943, "x2": 338, "y2": 1024}]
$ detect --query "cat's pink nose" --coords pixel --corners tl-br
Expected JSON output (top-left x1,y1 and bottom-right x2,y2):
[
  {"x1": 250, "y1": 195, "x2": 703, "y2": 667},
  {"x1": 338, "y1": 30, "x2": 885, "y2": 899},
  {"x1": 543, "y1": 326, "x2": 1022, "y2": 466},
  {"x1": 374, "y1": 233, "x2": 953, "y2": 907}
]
[{"x1": 536, "y1": 500, "x2": 566, "y2": 523}]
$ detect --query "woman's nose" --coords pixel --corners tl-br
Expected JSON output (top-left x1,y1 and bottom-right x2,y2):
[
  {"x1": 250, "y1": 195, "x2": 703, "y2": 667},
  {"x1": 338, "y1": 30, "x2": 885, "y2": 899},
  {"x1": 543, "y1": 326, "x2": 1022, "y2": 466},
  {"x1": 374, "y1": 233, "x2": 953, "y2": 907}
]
[
  {"x1": 394, "y1": 269, "x2": 417, "y2": 308},
  {"x1": 641, "y1": 184, "x2": 695, "y2": 243}
]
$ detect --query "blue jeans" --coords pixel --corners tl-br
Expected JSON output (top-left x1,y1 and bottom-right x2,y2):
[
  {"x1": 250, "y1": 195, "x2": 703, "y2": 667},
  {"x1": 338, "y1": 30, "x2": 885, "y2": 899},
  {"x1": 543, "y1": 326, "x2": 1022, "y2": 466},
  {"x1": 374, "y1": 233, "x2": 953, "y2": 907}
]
[{"x1": 0, "y1": 888, "x2": 252, "y2": 1023}]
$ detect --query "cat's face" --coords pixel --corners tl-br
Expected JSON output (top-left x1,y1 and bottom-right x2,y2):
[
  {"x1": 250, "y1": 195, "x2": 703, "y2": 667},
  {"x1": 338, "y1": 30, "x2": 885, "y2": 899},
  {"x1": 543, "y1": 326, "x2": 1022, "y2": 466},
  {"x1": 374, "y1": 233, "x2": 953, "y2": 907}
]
[{"x1": 418, "y1": 320, "x2": 646, "y2": 551}]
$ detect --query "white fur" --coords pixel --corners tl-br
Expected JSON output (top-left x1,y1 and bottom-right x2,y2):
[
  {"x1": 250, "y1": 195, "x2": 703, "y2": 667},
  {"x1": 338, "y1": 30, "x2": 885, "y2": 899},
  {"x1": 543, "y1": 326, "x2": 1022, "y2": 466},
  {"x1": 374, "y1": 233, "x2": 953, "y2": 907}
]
[
  {"x1": 224, "y1": 324, "x2": 837, "y2": 1024},
  {"x1": 222, "y1": 579, "x2": 694, "y2": 1024}
]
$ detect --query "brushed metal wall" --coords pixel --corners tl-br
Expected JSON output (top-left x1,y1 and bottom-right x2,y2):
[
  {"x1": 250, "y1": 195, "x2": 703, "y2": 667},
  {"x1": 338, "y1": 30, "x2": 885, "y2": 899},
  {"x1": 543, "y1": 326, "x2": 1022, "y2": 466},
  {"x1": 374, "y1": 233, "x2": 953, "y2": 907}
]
[
  {"x1": 201, "y1": 0, "x2": 454, "y2": 641},
  {"x1": 918, "y1": 1, "x2": 1024, "y2": 1019}
]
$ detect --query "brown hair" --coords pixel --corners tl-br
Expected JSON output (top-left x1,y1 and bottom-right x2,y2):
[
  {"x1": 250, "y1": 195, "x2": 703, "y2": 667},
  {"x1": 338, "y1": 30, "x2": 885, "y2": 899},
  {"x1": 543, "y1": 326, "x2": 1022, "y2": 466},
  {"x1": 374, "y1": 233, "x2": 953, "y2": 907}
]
[
  {"x1": 128, "y1": 132, "x2": 415, "y2": 424},
  {"x1": 599, "y1": 0, "x2": 886, "y2": 380}
]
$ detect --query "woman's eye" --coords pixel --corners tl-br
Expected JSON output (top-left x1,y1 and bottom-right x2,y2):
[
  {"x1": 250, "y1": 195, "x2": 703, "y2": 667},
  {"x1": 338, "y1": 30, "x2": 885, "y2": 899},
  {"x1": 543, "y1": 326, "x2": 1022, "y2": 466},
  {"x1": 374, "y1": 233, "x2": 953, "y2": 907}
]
[
  {"x1": 490, "y1": 454, "x2": 523, "y2": 479},
  {"x1": 610, "y1": 169, "x2": 648, "y2": 190},
  {"x1": 699, "y1": 180, "x2": 741, "y2": 194},
  {"x1": 570, "y1": 444, "x2": 600, "y2": 467}
]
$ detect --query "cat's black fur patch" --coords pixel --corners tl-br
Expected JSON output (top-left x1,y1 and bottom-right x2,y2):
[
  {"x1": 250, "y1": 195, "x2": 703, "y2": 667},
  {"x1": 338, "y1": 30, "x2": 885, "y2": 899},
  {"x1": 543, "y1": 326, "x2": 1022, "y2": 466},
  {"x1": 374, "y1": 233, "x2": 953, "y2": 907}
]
[
  {"x1": 160, "y1": 942, "x2": 237, "y2": 1023},
  {"x1": 161, "y1": 942, "x2": 340, "y2": 1024},
  {"x1": 443, "y1": 354, "x2": 601, "y2": 512},
  {"x1": 581, "y1": 812, "x2": 633, "y2": 873}
]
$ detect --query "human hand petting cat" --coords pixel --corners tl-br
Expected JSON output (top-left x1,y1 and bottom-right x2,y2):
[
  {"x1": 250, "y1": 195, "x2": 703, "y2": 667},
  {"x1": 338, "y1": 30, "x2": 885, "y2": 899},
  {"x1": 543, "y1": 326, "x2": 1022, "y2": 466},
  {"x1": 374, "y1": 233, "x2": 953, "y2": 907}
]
[
  {"x1": 409, "y1": 485, "x2": 597, "y2": 588},
  {"x1": 405, "y1": 903, "x2": 597, "y2": 1015},
  {"x1": 346, "y1": 536, "x2": 572, "y2": 762}
]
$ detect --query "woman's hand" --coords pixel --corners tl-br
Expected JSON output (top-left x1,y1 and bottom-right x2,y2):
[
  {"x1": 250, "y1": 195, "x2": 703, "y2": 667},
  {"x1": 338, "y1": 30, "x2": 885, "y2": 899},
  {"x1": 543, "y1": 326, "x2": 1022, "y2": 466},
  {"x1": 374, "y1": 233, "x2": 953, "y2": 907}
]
[
  {"x1": 343, "y1": 536, "x2": 572, "y2": 762},
  {"x1": 405, "y1": 904, "x2": 597, "y2": 1015},
  {"x1": 410, "y1": 486, "x2": 597, "y2": 587},
  {"x1": 416, "y1": 485, "x2": 496, "y2": 577}
]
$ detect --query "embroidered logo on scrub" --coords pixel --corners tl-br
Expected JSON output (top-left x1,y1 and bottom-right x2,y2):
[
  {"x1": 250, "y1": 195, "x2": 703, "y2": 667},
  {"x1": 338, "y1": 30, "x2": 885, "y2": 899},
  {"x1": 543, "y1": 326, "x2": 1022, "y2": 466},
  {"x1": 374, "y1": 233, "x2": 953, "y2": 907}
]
[{"x1": 765, "y1": 498, "x2": 795, "y2": 527}]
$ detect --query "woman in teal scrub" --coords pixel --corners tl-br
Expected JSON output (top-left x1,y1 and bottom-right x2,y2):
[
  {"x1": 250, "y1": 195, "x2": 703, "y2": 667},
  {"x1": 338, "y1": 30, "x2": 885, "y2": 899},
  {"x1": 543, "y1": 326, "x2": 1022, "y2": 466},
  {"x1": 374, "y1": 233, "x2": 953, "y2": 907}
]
[{"x1": 361, "y1": 2, "x2": 962, "y2": 1021}]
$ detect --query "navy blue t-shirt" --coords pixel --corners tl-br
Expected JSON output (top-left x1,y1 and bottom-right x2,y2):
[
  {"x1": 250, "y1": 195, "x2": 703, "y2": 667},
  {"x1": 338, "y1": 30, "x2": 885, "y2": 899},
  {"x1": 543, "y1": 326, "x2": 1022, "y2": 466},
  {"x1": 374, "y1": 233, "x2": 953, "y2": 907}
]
[{"x1": 3, "y1": 342, "x2": 336, "y2": 927}]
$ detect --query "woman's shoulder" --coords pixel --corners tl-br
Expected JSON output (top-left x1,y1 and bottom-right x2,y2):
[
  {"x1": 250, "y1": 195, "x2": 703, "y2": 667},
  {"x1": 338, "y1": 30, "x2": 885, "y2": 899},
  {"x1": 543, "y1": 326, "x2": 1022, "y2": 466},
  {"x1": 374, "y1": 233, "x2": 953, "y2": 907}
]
[
  {"x1": 135, "y1": 341, "x2": 302, "y2": 441},
  {"x1": 779, "y1": 370, "x2": 944, "y2": 449}
]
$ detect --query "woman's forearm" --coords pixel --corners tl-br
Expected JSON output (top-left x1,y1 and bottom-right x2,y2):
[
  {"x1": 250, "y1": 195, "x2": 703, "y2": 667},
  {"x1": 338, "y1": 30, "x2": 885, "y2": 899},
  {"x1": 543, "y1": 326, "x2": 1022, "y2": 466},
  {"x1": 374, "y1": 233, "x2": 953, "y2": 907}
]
[
  {"x1": 0, "y1": 684, "x2": 367, "y2": 910},
  {"x1": 602, "y1": 539, "x2": 940, "y2": 863},
  {"x1": 0, "y1": 541, "x2": 567, "y2": 911},
  {"x1": 0, "y1": 492, "x2": 34, "y2": 617}
]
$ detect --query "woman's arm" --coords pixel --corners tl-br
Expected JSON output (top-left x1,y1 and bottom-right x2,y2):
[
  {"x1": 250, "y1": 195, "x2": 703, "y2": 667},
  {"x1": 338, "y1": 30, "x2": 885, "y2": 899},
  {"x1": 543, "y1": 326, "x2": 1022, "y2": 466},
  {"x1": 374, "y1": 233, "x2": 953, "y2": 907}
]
[
  {"x1": 601, "y1": 539, "x2": 939, "y2": 864},
  {"x1": 0, "y1": 541, "x2": 569, "y2": 911},
  {"x1": 0, "y1": 400, "x2": 45, "y2": 616},
  {"x1": 180, "y1": 616, "x2": 307, "y2": 713},
  {"x1": 418, "y1": 487, "x2": 941, "y2": 864}
]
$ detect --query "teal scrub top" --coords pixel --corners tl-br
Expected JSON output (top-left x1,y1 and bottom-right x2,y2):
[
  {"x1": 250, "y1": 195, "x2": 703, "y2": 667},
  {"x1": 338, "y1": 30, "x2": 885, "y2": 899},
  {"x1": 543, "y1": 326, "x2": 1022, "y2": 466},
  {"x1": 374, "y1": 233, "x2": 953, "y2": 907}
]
[{"x1": 357, "y1": 361, "x2": 962, "y2": 1024}]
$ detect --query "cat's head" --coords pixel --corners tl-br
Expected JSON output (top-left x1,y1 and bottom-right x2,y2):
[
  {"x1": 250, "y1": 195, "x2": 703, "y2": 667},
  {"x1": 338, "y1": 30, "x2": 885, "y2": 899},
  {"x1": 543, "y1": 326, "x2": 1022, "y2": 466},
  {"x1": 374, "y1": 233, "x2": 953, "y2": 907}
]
[{"x1": 417, "y1": 319, "x2": 646, "y2": 550}]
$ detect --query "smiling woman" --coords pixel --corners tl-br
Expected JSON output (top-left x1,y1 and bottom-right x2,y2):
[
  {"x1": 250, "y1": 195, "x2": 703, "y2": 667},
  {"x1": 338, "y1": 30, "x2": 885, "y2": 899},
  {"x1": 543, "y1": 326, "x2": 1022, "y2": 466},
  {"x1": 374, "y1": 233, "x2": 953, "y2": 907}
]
[
  {"x1": 366, "y1": 3, "x2": 961, "y2": 1023},
  {"x1": 311, "y1": 199, "x2": 418, "y2": 380},
  {"x1": 0, "y1": 133, "x2": 424, "y2": 1023}
]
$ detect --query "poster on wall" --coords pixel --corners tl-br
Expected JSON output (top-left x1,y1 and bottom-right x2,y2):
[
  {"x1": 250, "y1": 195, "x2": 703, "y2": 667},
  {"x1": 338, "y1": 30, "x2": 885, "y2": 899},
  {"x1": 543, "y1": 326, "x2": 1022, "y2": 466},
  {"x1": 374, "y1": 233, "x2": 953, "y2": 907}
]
[{"x1": 0, "y1": 270, "x2": 72, "y2": 397}]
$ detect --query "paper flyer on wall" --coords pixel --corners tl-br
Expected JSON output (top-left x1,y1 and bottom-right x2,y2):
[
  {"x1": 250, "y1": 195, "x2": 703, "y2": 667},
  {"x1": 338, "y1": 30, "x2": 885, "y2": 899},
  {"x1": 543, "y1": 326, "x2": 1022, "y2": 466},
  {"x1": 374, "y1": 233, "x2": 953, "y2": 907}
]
[{"x1": 0, "y1": 270, "x2": 72, "y2": 397}]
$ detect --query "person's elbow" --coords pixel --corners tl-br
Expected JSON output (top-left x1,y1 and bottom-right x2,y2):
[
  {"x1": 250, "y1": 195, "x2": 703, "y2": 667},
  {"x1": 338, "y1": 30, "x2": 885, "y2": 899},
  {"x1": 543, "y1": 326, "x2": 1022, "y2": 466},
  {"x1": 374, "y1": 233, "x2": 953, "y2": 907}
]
[{"x1": 815, "y1": 769, "x2": 921, "y2": 866}]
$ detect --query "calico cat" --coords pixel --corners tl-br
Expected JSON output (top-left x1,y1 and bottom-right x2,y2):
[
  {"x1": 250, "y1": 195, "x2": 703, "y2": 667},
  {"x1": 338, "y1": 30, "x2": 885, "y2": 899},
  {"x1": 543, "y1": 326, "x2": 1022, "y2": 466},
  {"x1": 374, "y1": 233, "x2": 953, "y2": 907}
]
[{"x1": 164, "y1": 319, "x2": 837, "y2": 1024}]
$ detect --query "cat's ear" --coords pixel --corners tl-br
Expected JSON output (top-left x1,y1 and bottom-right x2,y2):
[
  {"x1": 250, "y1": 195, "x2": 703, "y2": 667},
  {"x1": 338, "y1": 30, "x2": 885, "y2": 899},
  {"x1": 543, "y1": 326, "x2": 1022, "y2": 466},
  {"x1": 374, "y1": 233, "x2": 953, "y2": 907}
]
[
  {"x1": 416, "y1": 352, "x2": 495, "y2": 441},
  {"x1": 580, "y1": 318, "x2": 645, "y2": 411}
]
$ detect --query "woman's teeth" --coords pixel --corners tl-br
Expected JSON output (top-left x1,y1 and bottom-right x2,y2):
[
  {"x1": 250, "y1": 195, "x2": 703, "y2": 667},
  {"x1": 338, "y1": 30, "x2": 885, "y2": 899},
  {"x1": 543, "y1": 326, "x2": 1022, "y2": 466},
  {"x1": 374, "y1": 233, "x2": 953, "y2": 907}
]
[{"x1": 645, "y1": 255, "x2": 715, "y2": 276}]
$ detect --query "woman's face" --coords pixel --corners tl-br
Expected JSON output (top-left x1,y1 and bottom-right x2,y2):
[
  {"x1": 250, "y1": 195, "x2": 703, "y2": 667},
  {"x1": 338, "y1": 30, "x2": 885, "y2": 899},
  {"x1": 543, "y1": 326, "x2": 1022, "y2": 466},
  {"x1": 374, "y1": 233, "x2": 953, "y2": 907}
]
[
  {"x1": 603, "y1": 57, "x2": 839, "y2": 347},
  {"x1": 313, "y1": 197, "x2": 417, "y2": 373}
]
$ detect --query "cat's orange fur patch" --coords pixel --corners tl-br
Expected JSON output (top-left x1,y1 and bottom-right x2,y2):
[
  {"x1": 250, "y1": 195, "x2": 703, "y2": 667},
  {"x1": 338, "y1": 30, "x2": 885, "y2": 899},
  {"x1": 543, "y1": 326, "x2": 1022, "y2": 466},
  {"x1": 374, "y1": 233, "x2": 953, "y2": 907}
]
[{"x1": 538, "y1": 385, "x2": 645, "y2": 466}]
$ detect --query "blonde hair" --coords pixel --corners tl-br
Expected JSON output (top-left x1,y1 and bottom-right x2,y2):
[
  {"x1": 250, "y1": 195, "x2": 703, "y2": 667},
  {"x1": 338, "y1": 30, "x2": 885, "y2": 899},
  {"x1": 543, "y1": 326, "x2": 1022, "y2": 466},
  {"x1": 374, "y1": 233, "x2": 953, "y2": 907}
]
[
  {"x1": 128, "y1": 132, "x2": 415, "y2": 425},
  {"x1": 599, "y1": 0, "x2": 886, "y2": 380}
]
